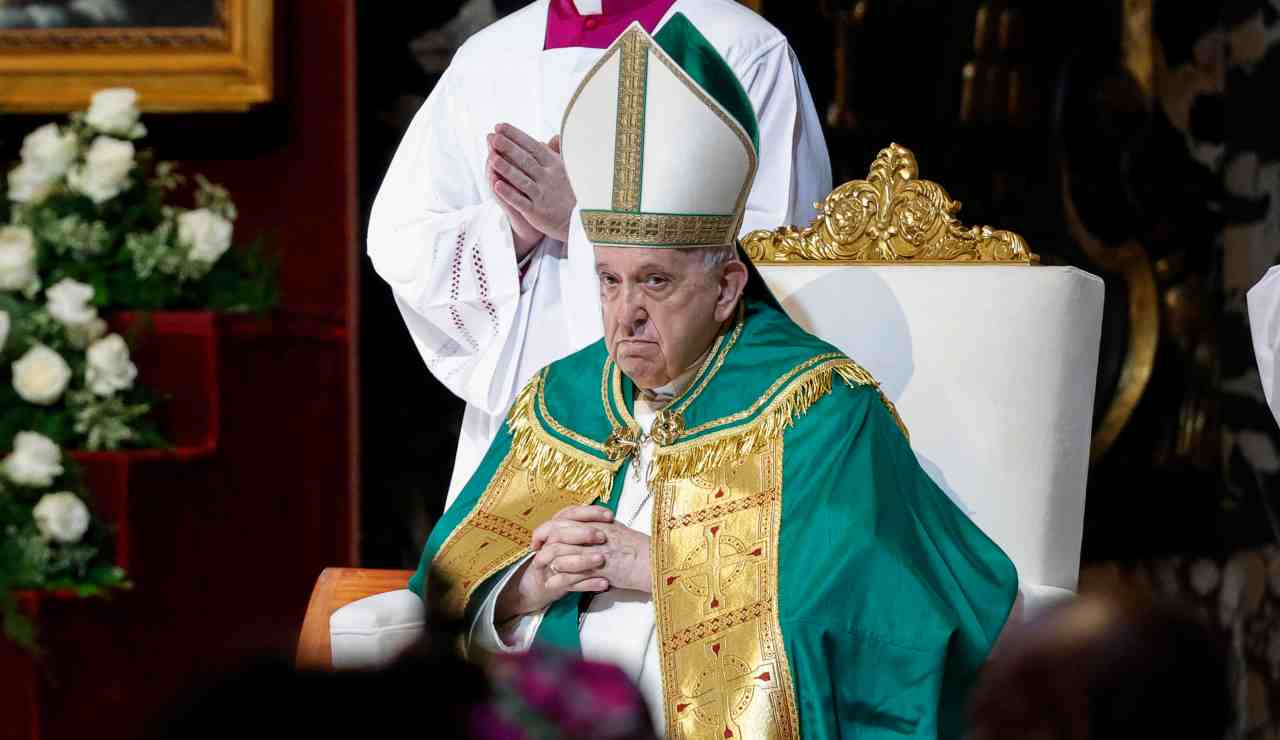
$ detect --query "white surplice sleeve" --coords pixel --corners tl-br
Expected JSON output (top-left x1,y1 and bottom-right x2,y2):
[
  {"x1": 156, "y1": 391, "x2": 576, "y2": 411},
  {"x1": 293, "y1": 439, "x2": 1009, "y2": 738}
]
[
  {"x1": 368, "y1": 65, "x2": 544, "y2": 417},
  {"x1": 1248, "y1": 266, "x2": 1280, "y2": 429},
  {"x1": 735, "y1": 39, "x2": 832, "y2": 234},
  {"x1": 467, "y1": 554, "x2": 545, "y2": 656}
]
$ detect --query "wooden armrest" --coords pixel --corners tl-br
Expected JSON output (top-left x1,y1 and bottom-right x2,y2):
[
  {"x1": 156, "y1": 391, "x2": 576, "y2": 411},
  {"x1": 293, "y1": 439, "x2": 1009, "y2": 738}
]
[{"x1": 295, "y1": 567, "x2": 415, "y2": 672}]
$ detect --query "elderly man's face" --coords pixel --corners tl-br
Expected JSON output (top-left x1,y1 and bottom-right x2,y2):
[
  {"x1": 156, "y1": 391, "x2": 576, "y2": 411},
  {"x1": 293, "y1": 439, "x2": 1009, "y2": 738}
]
[{"x1": 595, "y1": 246, "x2": 747, "y2": 389}]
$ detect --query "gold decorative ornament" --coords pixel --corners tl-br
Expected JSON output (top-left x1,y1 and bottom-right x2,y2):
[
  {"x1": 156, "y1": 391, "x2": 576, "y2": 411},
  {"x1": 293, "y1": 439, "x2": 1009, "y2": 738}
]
[
  {"x1": 650, "y1": 409, "x2": 686, "y2": 446},
  {"x1": 606, "y1": 427, "x2": 643, "y2": 463},
  {"x1": 741, "y1": 143, "x2": 1039, "y2": 264}
]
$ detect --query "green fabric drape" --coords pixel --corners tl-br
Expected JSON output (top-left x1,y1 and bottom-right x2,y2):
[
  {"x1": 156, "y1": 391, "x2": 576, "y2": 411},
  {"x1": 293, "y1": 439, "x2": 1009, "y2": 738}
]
[{"x1": 412, "y1": 298, "x2": 1018, "y2": 737}]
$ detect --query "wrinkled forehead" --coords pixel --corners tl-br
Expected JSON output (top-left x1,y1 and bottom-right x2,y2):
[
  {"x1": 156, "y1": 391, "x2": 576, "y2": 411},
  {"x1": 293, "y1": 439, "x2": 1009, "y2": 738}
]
[{"x1": 593, "y1": 245, "x2": 703, "y2": 273}]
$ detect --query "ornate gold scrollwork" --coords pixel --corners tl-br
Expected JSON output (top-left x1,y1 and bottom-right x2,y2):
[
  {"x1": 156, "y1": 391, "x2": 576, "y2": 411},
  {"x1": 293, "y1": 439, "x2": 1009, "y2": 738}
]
[
  {"x1": 742, "y1": 143, "x2": 1039, "y2": 264},
  {"x1": 1059, "y1": 164, "x2": 1158, "y2": 464}
]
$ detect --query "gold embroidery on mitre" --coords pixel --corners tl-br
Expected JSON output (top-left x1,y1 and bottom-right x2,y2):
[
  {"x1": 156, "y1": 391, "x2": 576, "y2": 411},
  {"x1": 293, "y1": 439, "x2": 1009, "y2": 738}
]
[
  {"x1": 612, "y1": 30, "x2": 647, "y2": 212},
  {"x1": 581, "y1": 210, "x2": 739, "y2": 248},
  {"x1": 652, "y1": 437, "x2": 800, "y2": 740},
  {"x1": 430, "y1": 372, "x2": 620, "y2": 617}
]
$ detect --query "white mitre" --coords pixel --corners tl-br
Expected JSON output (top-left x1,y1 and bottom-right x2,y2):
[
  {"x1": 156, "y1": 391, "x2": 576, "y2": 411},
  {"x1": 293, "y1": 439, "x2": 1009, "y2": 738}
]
[
  {"x1": 1248, "y1": 266, "x2": 1280, "y2": 429},
  {"x1": 560, "y1": 14, "x2": 759, "y2": 250}
]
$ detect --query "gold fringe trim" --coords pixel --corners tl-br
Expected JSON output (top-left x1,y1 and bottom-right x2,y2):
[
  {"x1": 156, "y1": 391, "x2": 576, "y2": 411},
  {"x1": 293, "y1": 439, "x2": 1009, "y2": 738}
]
[
  {"x1": 834, "y1": 364, "x2": 909, "y2": 439},
  {"x1": 507, "y1": 371, "x2": 619, "y2": 503},
  {"x1": 649, "y1": 359, "x2": 908, "y2": 488}
]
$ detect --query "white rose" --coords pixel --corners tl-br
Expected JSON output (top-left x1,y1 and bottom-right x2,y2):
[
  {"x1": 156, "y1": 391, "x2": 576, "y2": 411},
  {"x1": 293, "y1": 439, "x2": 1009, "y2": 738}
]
[
  {"x1": 20, "y1": 123, "x2": 77, "y2": 179},
  {"x1": 67, "y1": 136, "x2": 134, "y2": 204},
  {"x1": 32, "y1": 492, "x2": 90, "y2": 544},
  {"x1": 0, "y1": 310, "x2": 8, "y2": 352},
  {"x1": 85, "y1": 87, "x2": 143, "y2": 138},
  {"x1": 178, "y1": 208, "x2": 234, "y2": 264},
  {"x1": 2, "y1": 431, "x2": 63, "y2": 487},
  {"x1": 0, "y1": 225, "x2": 39, "y2": 294},
  {"x1": 66, "y1": 317, "x2": 107, "y2": 350},
  {"x1": 46, "y1": 277, "x2": 99, "y2": 329},
  {"x1": 86, "y1": 333, "x2": 137, "y2": 397},
  {"x1": 7, "y1": 162, "x2": 56, "y2": 205},
  {"x1": 12, "y1": 344, "x2": 71, "y2": 405}
]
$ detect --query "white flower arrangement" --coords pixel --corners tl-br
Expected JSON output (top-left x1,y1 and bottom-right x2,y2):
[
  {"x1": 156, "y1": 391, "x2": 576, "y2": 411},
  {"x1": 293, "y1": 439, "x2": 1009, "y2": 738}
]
[
  {"x1": 0, "y1": 89, "x2": 224, "y2": 651},
  {"x1": 0, "y1": 87, "x2": 276, "y2": 455},
  {"x1": 2, "y1": 86, "x2": 275, "y2": 313},
  {"x1": 0, "y1": 430, "x2": 128, "y2": 650}
]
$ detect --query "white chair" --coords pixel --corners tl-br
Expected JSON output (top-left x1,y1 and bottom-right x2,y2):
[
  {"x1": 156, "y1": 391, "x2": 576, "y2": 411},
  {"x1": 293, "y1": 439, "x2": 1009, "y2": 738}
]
[{"x1": 297, "y1": 143, "x2": 1104, "y2": 671}]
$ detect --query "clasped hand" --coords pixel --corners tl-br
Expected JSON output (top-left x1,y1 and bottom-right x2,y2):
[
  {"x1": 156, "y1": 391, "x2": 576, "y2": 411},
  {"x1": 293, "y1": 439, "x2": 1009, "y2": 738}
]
[
  {"x1": 495, "y1": 505, "x2": 651, "y2": 622},
  {"x1": 486, "y1": 122, "x2": 577, "y2": 257}
]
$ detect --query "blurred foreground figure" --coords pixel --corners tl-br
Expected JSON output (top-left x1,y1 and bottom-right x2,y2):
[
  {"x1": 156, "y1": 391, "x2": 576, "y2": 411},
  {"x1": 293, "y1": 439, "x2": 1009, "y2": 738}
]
[
  {"x1": 146, "y1": 647, "x2": 656, "y2": 740},
  {"x1": 1249, "y1": 266, "x2": 1280, "y2": 429},
  {"x1": 150, "y1": 569, "x2": 655, "y2": 740},
  {"x1": 969, "y1": 593, "x2": 1231, "y2": 740}
]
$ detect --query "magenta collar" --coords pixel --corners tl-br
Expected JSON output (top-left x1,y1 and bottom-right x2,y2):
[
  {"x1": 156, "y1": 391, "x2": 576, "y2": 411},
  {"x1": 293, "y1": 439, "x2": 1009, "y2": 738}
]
[{"x1": 544, "y1": 0, "x2": 677, "y2": 50}]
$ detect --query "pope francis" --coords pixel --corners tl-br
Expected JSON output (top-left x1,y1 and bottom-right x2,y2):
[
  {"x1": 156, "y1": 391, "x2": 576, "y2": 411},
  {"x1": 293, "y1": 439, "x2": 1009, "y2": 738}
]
[{"x1": 410, "y1": 16, "x2": 1018, "y2": 739}]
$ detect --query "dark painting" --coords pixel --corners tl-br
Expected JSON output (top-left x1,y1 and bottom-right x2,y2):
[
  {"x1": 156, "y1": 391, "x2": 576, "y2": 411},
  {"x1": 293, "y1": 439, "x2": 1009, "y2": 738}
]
[{"x1": 0, "y1": 0, "x2": 219, "y2": 29}]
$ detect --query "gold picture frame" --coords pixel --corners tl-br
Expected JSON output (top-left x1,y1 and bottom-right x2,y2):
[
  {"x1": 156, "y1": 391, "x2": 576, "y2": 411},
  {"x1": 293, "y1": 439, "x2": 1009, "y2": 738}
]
[{"x1": 0, "y1": 0, "x2": 272, "y2": 112}]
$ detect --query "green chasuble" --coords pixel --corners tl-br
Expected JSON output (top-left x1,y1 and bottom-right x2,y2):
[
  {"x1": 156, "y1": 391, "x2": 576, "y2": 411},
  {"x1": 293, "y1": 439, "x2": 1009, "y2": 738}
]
[{"x1": 411, "y1": 297, "x2": 1018, "y2": 739}]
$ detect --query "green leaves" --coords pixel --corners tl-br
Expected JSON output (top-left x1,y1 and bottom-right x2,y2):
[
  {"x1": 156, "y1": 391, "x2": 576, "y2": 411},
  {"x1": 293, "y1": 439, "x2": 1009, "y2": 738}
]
[{"x1": 67, "y1": 388, "x2": 155, "y2": 451}]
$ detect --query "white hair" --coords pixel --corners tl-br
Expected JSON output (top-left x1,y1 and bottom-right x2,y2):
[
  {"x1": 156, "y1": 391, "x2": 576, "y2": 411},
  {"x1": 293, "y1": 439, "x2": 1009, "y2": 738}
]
[{"x1": 675, "y1": 244, "x2": 741, "y2": 271}]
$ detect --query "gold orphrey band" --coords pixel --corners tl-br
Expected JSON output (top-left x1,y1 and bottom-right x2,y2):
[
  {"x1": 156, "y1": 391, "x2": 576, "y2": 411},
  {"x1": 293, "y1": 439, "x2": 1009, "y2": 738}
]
[{"x1": 612, "y1": 30, "x2": 648, "y2": 212}]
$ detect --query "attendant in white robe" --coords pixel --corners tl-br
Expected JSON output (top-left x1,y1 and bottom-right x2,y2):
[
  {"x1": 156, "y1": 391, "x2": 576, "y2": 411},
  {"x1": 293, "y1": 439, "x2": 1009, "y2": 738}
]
[
  {"x1": 367, "y1": 0, "x2": 831, "y2": 507},
  {"x1": 1249, "y1": 265, "x2": 1280, "y2": 428}
]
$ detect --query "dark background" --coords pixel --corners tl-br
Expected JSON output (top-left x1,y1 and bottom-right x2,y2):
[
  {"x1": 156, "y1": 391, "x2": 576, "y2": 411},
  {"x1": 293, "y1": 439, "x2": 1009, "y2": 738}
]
[
  {"x1": 0, "y1": 0, "x2": 219, "y2": 28},
  {"x1": 354, "y1": 0, "x2": 1280, "y2": 570}
]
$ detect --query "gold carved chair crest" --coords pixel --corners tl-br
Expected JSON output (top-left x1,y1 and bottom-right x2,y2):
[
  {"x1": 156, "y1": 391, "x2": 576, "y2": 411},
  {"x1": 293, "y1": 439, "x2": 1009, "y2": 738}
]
[{"x1": 742, "y1": 143, "x2": 1039, "y2": 264}]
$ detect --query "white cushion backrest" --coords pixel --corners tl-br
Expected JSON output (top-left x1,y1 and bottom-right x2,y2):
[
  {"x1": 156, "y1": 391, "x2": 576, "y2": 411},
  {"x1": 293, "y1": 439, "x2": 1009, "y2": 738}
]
[{"x1": 758, "y1": 265, "x2": 1104, "y2": 591}]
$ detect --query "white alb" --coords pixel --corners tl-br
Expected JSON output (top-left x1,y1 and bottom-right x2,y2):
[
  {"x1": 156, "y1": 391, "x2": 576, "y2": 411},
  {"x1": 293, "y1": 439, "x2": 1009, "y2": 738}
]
[{"x1": 1249, "y1": 266, "x2": 1280, "y2": 430}]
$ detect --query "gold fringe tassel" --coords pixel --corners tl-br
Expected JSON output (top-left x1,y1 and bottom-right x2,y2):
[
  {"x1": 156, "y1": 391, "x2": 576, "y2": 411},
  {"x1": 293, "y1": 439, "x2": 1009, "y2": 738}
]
[
  {"x1": 506, "y1": 372, "x2": 617, "y2": 503},
  {"x1": 649, "y1": 360, "x2": 907, "y2": 488}
]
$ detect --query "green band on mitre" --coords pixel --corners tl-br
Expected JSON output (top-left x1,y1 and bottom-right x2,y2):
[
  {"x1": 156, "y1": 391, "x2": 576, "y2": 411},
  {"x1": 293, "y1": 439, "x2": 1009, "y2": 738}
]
[{"x1": 655, "y1": 13, "x2": 760, "y2": 154}]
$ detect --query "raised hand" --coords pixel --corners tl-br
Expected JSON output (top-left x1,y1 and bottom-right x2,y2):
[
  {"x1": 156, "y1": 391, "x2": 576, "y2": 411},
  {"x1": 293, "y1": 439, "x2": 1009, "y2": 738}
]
[{"x1": 486, "y1": 123, "x2": 576, "y2": 244}]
